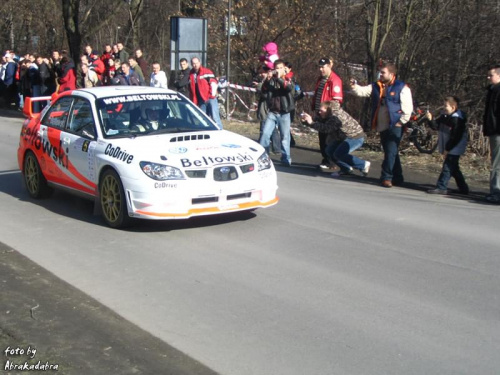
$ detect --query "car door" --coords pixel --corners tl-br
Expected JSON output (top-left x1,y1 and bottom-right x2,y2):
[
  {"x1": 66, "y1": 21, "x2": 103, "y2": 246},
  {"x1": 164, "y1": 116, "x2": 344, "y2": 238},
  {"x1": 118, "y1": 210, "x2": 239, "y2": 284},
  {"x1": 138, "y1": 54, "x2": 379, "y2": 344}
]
[
  {"x1": 62, "y1": 97, "x2": 99, "y2": 195},
  {"x1": 39, "y1": 96, "x2": 73, "y2": 184}
]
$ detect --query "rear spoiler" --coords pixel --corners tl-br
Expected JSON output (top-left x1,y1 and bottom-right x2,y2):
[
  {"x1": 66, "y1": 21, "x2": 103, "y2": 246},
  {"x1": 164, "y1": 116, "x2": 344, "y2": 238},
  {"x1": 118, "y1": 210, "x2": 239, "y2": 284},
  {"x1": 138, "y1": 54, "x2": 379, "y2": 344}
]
[{"x1": 23, "y1": 94, "x2": 56, "y2": 118}]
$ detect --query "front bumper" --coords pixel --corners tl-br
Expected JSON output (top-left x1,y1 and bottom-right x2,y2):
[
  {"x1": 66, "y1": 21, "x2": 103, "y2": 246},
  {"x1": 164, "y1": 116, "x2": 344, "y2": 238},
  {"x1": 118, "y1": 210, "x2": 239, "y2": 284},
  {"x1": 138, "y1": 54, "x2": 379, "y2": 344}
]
[{"x1": 121, "y1": 171, "x2": 278, "y2": 219}]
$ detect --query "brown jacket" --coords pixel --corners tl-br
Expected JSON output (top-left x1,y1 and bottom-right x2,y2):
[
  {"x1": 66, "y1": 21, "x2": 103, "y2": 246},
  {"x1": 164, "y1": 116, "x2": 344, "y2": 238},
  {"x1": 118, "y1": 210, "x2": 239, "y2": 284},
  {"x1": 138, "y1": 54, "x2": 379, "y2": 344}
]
[{"x1": 311, "y1": 102, "x2": 365, "y2": 144}]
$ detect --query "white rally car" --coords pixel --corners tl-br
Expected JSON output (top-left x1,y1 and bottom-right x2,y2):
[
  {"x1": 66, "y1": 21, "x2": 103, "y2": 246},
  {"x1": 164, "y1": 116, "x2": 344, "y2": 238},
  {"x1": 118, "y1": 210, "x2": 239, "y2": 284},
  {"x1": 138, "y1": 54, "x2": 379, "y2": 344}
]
[{"x1": 17, "y1": 86, "x2": 278, "y2": 228}]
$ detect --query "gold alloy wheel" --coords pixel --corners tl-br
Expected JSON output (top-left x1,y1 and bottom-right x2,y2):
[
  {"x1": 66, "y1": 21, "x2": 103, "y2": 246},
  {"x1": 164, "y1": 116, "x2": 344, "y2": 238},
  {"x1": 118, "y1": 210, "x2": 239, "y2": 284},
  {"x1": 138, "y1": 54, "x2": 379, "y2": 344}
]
[
  {"x1": 100, "y1": 173, "x2": 123, "y2": 224},
  {"x1": 24, "y1": 154, "x2": 39, "y2": 196}
]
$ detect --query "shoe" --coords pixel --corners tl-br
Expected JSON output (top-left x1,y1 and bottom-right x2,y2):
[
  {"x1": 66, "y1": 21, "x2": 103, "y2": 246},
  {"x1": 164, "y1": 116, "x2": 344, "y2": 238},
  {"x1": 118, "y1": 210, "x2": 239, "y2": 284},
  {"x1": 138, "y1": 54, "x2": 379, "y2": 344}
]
[
  {"x1": 427, "y1": 188, "x2": 448, "y2": 195},
  {"x1": 381, "y1": 180, "x2": 392, "y2": 188},
  {"x1": 331, "y1": 169, "x2": 353, "y2": 178},
  {"x1": 281, "y1": 160, "x2": 292, "y2": 167},
  {"x1": 319, "y1": 164, "x2": 338, "y2": 172},
  {"x1": 459, "y1": 189, "x2": 469, "y2": 195},
  {"x1": 485, "y1": 194, "x2": 500, "y2": 203},
  {"x1": 361, "y1": 161, "x2": 371, "y2": 176},
  {"x1": 392, "y1": 179, "x2": 404, "y2": 186}
]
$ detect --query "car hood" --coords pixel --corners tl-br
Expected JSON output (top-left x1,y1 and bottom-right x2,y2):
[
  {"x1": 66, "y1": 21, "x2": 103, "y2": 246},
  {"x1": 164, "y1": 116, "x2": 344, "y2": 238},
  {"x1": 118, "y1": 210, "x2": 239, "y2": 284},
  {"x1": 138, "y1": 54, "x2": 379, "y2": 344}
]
[{"x1": 104, "y1": 130, "x2": 264, "y2": 167}]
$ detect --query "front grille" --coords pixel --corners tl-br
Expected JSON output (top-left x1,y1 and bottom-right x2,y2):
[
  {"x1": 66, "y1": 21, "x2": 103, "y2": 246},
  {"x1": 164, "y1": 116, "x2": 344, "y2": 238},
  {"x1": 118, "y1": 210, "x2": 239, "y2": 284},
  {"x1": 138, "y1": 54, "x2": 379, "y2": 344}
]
[
  {"x1": 240, "y1": 163, "x2": 255, "y2": 173},
  {"x1": 170, "y1": 134, "x2": 210, "y2": 142},
  {"x1": 227, "y1": 192, "x2": 251, "y2": 200},
  {"x1": 185, "y1": 170, "x2": 207, "y2": 178},
  {"x1": 214, "y1": 166, "x2": 238, "y2": 181},
  {"x1": 192, "y1": 197, "x2": 218, "y2": 204}
]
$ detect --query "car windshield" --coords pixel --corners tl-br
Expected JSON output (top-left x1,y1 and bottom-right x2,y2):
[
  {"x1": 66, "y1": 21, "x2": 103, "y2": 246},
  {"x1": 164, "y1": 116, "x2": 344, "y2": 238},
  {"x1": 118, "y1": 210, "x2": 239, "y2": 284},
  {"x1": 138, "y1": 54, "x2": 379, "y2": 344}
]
[{"x1": 96, "y1": 93, "x2": 219, "y2": 138}]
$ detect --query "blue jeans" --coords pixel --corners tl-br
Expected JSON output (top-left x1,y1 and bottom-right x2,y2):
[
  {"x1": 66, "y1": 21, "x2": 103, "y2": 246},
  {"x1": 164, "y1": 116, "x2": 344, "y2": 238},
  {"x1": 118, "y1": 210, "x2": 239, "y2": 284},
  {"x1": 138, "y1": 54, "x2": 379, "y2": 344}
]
[
  {"x1": 200, "y1": 98, "x2": 223, "y2": 129},
  {"x1": 260, "y1": 112, "x2": 291, "y2": 164},
  {"x1": 326, "y1": 137, "x2": 366, "y2": 172},
  {"x1": 259, "y1": 120, "x2": 281, "y2": 153},
  {"x1": 380, "y1": 126, "x2": 404, "y2": 182},
  {"x1": 436, "y1": 154, "x2": 468, "y2": 192}
]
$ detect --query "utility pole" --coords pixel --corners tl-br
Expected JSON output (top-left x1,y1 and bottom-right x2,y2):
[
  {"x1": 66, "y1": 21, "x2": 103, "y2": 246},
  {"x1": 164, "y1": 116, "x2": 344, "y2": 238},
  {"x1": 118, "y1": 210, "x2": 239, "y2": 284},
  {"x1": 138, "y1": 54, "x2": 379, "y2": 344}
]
[{"x1": 226, "y1": 0, "x2": 232, "y2": 119}]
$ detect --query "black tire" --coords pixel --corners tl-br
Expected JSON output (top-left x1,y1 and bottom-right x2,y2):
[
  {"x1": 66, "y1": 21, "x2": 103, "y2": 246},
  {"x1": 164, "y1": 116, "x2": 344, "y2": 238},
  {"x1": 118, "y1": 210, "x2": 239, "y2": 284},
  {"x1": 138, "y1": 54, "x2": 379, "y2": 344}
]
[
  {"x1": 23, "y1": 151, "x2": 53, "y2": 199},
  {"x1": 410, "y1": 122, "x2": 438, "y2": 154},
  {"x1": 99, "y1": 169, "x2": 131, "y2": 228}
]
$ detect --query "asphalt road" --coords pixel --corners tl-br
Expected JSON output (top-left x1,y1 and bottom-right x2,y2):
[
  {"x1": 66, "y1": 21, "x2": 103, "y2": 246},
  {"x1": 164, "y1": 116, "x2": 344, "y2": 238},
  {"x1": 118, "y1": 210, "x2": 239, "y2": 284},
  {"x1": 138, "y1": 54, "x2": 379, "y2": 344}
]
[{"x1": 1, "y1": 112, "x2": 500, "y2": 375}]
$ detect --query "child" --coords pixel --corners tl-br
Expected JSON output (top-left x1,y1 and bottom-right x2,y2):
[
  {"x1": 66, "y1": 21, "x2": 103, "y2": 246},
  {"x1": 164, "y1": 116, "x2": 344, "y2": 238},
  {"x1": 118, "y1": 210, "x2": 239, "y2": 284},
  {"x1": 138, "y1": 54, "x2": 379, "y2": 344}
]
[
  {"x1": 426, "y1": 96, "x2": 469, "y2": 195},
  {"x1": 259, "y1": 42, "x2": 279, "y2": 70}
]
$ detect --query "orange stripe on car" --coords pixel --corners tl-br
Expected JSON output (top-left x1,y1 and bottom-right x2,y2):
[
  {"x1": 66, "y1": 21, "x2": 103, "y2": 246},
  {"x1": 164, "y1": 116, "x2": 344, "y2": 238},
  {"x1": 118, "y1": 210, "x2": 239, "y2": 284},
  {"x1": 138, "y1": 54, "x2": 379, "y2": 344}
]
[{"x1": 135, "y1": 197, "x2": 279, "y2": 218}]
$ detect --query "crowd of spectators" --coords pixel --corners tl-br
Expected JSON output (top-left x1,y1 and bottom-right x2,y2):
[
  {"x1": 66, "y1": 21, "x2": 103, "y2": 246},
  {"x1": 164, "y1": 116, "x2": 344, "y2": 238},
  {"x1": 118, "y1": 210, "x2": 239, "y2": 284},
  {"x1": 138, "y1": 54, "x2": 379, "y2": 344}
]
[{"x1": 0, "y1": 42, "x2": 169, "y2": 110}]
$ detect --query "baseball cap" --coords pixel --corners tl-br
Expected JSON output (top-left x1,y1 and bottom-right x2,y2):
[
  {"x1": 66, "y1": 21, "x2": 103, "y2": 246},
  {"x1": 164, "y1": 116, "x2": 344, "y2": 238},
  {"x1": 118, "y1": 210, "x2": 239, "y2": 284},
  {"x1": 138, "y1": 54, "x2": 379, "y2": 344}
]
[{"x1": 318, "y1": 57, "x2": 331, "y2": 66}]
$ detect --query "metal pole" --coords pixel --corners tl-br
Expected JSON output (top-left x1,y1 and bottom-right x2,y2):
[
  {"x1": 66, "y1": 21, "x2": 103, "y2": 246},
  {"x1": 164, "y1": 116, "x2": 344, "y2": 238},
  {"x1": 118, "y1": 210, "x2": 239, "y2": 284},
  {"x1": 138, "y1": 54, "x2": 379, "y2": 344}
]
[{"x1": 225, "y1": 0, "x2": 231, "y2": 119}]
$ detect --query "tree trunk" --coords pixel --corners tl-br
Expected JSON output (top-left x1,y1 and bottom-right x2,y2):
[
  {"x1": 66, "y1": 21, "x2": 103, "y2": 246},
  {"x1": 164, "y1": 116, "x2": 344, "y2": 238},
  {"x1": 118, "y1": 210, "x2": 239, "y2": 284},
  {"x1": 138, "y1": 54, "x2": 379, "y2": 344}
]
[
  {"x1": 127, "y1": 0, "x2": 144, "y2": 50},
  {"x1": 62, "y1": 0, "x2": 82, "y2": 64}
]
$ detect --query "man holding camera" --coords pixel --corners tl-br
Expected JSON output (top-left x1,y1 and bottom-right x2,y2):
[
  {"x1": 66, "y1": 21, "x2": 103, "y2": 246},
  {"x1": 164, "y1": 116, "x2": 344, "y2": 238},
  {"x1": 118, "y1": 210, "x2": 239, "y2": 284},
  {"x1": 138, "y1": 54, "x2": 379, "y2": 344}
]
[{"x1": 259, "y1": 60, "x2": 295, "y2": 166}]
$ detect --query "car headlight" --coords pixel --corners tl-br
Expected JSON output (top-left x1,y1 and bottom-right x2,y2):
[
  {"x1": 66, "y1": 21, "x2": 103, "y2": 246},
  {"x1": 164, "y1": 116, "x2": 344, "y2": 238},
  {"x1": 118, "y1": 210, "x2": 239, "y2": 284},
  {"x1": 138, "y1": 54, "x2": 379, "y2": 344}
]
[
  {"x1": 140, "y1": 161, "x2": 185, "y2": 180},
  {"x1": 257, "y1": 152, "x2": 272, "y2": 172}
]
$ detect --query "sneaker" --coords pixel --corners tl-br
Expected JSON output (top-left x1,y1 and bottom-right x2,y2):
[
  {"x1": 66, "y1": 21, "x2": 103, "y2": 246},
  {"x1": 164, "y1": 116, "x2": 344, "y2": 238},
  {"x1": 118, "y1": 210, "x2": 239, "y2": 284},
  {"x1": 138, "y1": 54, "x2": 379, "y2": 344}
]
[
  {"x1": 361, "y1": 161, "x2": 371, "y2": 176},
  {"x1": 427, "y1": 188, "x2": 448, "y2": 195},
  {"x1": 331, "y1": 169, "x2": 353, "y2": 178},
  {"x1": 319, "y1": 164, "x2": 337, "y2": 172},
  {"x1": 485, "y1": 194, "x2": 500, "y2": 203}
]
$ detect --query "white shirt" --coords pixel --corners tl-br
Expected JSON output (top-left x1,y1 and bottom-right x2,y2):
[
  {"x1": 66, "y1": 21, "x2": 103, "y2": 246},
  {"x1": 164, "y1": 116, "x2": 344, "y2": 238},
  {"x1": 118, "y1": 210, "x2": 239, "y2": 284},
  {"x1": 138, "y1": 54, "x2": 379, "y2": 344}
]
[{"x1": 150, "y1": 71, "x2": 168, "y2": 88}]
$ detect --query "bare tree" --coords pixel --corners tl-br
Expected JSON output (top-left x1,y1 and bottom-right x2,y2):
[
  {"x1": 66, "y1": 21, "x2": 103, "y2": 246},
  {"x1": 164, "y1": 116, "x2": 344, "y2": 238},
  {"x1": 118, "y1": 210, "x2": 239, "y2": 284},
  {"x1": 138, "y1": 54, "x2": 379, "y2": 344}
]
[{"x1": 364, "y1": 0, "x2": 394, "y2": 81}]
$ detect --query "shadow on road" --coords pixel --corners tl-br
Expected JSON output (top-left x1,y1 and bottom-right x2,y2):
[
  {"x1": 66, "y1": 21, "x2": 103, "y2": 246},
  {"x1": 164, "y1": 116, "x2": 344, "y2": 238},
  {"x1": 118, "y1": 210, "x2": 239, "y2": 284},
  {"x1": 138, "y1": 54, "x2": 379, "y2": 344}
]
[
  {"x1": 0, "y1": 169, "x2": 257, "y2": 231},
  {"x1": 273, "y1": 159, "x2": 493, "y2": 205}
]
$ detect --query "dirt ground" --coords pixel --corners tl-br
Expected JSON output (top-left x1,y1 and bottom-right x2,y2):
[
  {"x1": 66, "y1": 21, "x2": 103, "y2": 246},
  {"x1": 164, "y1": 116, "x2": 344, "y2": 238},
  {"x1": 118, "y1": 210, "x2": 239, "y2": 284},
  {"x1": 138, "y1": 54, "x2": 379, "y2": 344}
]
[{"x1": 224, "y1": 119, "x2": 491, "y2": 188}]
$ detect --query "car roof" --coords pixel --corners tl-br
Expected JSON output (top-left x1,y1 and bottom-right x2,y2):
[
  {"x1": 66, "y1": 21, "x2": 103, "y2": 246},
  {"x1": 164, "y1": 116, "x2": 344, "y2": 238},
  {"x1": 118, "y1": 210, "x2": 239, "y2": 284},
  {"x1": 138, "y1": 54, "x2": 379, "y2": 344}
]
[{"x1": 76, "y1": 86, "x2": 179, "y2": 99}]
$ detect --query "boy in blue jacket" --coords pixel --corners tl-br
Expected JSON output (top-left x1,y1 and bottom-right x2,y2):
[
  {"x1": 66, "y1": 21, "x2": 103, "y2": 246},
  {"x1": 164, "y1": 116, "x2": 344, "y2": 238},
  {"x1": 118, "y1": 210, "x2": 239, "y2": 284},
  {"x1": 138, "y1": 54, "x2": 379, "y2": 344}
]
[{"x1": 426, "y1": 96, "x2": 469, "y2": 195}]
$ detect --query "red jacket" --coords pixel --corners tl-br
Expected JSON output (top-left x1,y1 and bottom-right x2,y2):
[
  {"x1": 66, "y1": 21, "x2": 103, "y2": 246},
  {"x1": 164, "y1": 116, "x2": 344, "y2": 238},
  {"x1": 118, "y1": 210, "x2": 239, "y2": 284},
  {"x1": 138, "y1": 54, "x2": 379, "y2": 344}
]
[
  {"x1": 58, "y1": 63, "x2": 76, "y2": 93},
  {"x1": 101, "y1": 52, "x2": 113, "y2": 63},
  {"x1": 91, "y1": 59, "x2": 105, "y2": 79},
  {"x1": 189, "y1": 66, "x2": 217, "y2": 105},
  {"x1": 311, "y1": 71, "x2": 343, "y2": 111}
]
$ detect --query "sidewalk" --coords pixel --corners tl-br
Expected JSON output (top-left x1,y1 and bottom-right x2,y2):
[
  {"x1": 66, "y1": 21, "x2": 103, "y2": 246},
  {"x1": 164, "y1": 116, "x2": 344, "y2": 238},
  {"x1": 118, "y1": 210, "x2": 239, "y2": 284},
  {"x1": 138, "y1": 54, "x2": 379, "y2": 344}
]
[{"x1": 0, "y1": 243, "x2": 219, "y2": 375}]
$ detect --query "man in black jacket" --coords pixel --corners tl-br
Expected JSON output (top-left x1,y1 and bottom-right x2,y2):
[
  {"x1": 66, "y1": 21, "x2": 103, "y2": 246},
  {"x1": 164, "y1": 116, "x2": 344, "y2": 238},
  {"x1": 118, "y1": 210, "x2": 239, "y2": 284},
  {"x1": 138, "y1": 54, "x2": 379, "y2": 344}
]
[
  {"x1": 2, "y1": 52, "x2": 18, "y2": 109},
  {"x1": 484, "y1": 64, "x2": 500, "y2": 203},
  {"x1": 259, "y1": 59, "x2": 295, "y2": 166},
  {"x1": 173, "y1": 58, "x2": 190, "y2": 96}
]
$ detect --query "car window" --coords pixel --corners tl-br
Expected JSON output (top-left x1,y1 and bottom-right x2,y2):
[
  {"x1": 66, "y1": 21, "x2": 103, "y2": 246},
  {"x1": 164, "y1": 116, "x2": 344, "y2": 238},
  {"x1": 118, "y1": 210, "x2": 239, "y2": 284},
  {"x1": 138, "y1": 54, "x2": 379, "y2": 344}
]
[
  {"x1": 96, "y1": 93, "x2": 218, "y2": 138},
  {"x1": 67, "y1": 98, "x2": 96, "y2": 139},
  {"x1": 42, "y1": 97, "x2": 73, "y2": 129}
]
